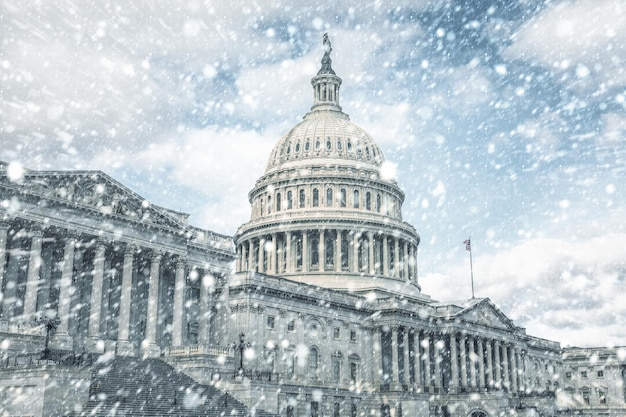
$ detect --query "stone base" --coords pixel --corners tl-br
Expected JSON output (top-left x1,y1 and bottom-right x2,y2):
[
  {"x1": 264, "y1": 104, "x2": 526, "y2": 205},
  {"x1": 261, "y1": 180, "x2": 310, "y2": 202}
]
[
  {"x1": 50, "y1": 333, "x2": 73, "y2": 351},
  {"x1": 85, "y1": 337, "x2": 105, "y2": 354},
  {"x1": 116, "y1": 340, "x2": 135, "y2": 356},
  {"x1": 140, "y1": 342, "x2": 160, "y2": 358}
]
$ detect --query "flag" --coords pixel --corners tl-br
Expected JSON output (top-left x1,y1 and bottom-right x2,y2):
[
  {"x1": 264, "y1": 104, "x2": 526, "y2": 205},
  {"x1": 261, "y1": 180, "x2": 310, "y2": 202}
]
[{"x1": 464, "y1": 239, "x2": 471, "y2": 251}]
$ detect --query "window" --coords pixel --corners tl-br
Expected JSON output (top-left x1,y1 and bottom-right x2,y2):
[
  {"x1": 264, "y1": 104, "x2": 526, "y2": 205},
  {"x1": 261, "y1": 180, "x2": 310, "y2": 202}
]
[
  {"x1": 326, "y1": 188, "x2": 333, "y2": 207},
  {"x1": 337, "y1": 140, "x2": 343, "y2": 151},
  {"x1": 299, "y1": 189, "x2": 305, "y2": 208},
  {"x1": 287, "y1": 320, "x2": 295, "y2": 332},
  {"x1": 312, "y1": 188, "x2": 319, "y2": 207},
  {"x1": 333, "y1": 327, "x2": 340, "y2": 339},
  {"x1": 311, "y1": 402, "x2": 319, "y2": 417},
  {"x1": 597, "y1": 370, "x2": 604, "y2": 378},
  {"x1": 267, "y1": 316, "x2": 275, "y2": 329},
  {"x1": 333, "y1": 403, "x2": 340, "y2": 417},
  {"x1": 287, "y1": 406, "x2": 294, "y2": 417},
  {"x1": 350, "y1": 361, "x2": 358, "y2": 382},
  {"x1": 598, "y1": 389, "x2": 607, "y2": 404},
  {"x1": 305, "y1": 140, "x2": 310, "y2": 151},
  {"x1": 351, "y1": 404, "x2": 357, "y2": 417},
  {"x1": 581, "y1": 371, "x2": 588, "y2": 378},
  {"x1": 295, "y1": 142, "x2": 300, "y2": 153},
  {"x1": 350, "y1": 330, "x2": 357, "y2": 342},
  {"x1": 287, "y1": 191, "x2": 293, "y2": 209},
  {"x1": 267, "y1": 196, "x2": 272, "y2": 214},
  {"x1": 332, "y1": 357, "x2": 341, "y2": 381},
  {"x1": 276, "y1": 193, "x2": 281, "y2": 212},
  {"x1": 311, "y1": 238, "x2": 319, "y2": 267},
  {"x1": 260, "y1": 198, "x2": 264, "y2": 215},
  {"x1": 366, "y1": 192, "x2": 371, "y2": 210},
  {"x1": 565, "y1": 371, "x2": 572, "y2": 379},
  {"x1": 582, "y1": 389, "x2": 590, "y2": 404},
  {"x1": 353, "y1": 190, "x2": 359, "y2": 208},
  {"x1": 341, "y1": 235, "x2": 349, "y2": 268},
  {"x1": 287, "y1": 144, "x2": 291, "y2": 155},
  {"x1": 315, "y1": 140, "x2": 321, "y2": 150},
  {"x1": 347, "y1": 140, "x2": 353, "y2": 152},
  {"x1": 326, "y1": 140, "x2": 332, "y2": 151},
  {"x1": 340, "y1": 188, "x2": 346, "y2": 207},
  {"x1": 325, "y1": 236, "x2": 334, "y2": 267},
  {"x1": 376, "y1": 194, "x2": 381, "y2": 212},
  {"x1": 309, "y1": 347, "x2": 319, "y2": 378}
]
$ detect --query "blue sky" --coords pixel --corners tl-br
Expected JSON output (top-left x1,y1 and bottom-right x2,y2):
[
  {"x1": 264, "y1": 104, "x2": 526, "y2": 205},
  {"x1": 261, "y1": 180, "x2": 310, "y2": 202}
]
[{"x1": 2, "y1": 0, "x2": 625, "y2": 346}]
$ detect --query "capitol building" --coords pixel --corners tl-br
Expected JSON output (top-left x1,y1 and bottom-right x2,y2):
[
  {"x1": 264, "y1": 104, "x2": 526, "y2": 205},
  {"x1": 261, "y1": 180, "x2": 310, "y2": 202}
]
[{"x1": 1, "y1": 38, "x2": 625, "y2": 417}]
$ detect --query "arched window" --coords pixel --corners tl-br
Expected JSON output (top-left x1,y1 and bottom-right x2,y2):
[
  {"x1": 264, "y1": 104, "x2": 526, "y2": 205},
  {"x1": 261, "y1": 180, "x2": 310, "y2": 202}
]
[
  {"x1": 349, "y1": 354, "x2": 360, "y2": 383},
  {"x1": 267, "y1": 196, "x2": 272, "y2": 214},
  {"x1": 309, "y1": 347, "x2": 319, "y2": 377},
  {"x1": 326, "y1": 139, "x2": 332, "y2": 151},
  {"x1": 376, "y1": 194, "x2": 381, "y2": 213},
  {"x1": 312, "y1": 189, "x2": 319, "y2": 207},
  {"x1": 336, "y1": 140, "x2": 343, "y2": 151},
  {"x1": 295, "y1": 142, "x2": 301, "y2": 153},
  {"x1": 326, "y1": 188, "x2": 333, "y2": 207},
  {"x1": 340, "y1": 189, "x2": 347, "y2": 207},
  {"x1": 305, "y1": 140, "x2": 310, "y2": 152},
  {"x1": 353, "y1": 190, "x2": 360, "y2": 208},
  {"x1": 347, "y1": 140, "x2": 353, "y2": 152},
  {"x1": 296, "y1": 236, "x2": 303, "y2": 269},
  {"x1": 276, "y1": 193, "x2": 281, "y2": 212},
  {"x1": 332, "y1": 352, "x2": 342, "y2": 382},
  {"x1": 311, "y1": 238, "x2": 319, "y2": 267},
  {"x1": 287, "y1": 191, "x2": 293, "y2": 209},
  {"x1": 260, "y1": 198, "x2": 264, "y2": 215},
  {"x1": 299, "y1": 189, "x2": 306, "y2": 208},
  {"x1": 341, "y1": 235, "x2": 349, "y2": 268},
  {"x1": 366, "y1": 192, "x2": 371, "y2": 210},
  {"x1": 325, "y1": 236, "x2": 334, "y2": 267},
  {"x1": 315, "y1": 140, "x2": 321, "y2": 151}
]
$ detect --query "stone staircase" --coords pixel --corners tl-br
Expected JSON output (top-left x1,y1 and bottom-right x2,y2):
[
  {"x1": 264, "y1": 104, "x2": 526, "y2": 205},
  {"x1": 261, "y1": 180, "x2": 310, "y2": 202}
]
[{"x1": 75, "y1": 355, "x2": 275, "y2": 417}]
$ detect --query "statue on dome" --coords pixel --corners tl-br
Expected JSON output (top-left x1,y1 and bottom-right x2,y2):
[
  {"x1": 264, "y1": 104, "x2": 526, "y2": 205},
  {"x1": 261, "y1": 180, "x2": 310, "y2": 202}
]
[{"x1": 323, "y1": 33, "x2": 332, "y2": 54}]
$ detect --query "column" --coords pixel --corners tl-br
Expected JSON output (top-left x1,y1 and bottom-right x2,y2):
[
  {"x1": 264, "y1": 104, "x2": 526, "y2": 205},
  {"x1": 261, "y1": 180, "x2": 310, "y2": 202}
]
[
  {"x1": 459, "y1": 335, "x2": 468, "y2": 390},
  {"x1": 511, "y1": 348, "x2": 520, "y2": 393},
  {"x1": 502, "y1": 343, "x2": 510, "y2": 390},
  {"x1": 319, "y1": 230, "x2": 325, "y2": 271},
  {"x1": 434, "y1": 335, "x2": 442, "y2": 390},
  {"x1": 382, "y1": 237, "x2": 389, "y2": 276},
  {"x1": 393, "y1": 238, "x2": 400, "y2": 277},
  {"x1": 52, "y1": 235, "x2": 75, "y2": 349},
  {"x1": 352, "y1": 233, "x2": 359, "y2": 272},
  {"x1": 414, "y1": 330, "x2": 422, "y2": 390},
  {"x1": 270, "y1": 233, "x2": 277, "y2": 274},
  {"x1": 87, "y1": 242, "x2": 106, "y2": 352},
  {"x1": 198, "y1": 272, "x2": 211, "y2": 345},
  {"x1": 375, "y1": 327, "x2": 384, "y2": 386},
  {"x1": 141, "y1": 252, "x2": 161, "y2": 357},
  {"x1": 403, "y1": 328, "x2": 411, "y2": 385},
  {"x1": 450, "y1": 334, "x2": 459, "y2": 391},
  {"x1": 302, "y1": 231, "x2": 309, "y2": 272},
  {"x1": 469, "y1": 337, "x2": 477, "y2": 389},
  {"x1": 477, "y1": 338, "x2": 486, "y2": 388},
  {"x1": 494, "y1": 341, "x2": 502, "y2": 389},
  {"x1": 286, "y1": 232, "x2": 292, "y2": 273},
  {"x1": 116, "y1": 245, "x2": 135, "y2": 355},
  {"x1": 368, "y1": 233, "x2": 375, "y2": 274},
  {"x1": 403, "y1": 241, "x2": 409, "y2": 279},
  {"x1": 23, "y1": 228, "x2": 43, "y2": 319},
  {"x1": 522, "y1": 351, "x2": 529, "y2": 393},
  {"x1": 486, "y1": 339, "x2": 494, "y2": 388},
  {"x1": 391, "y1": 327, "x2": 401, "y2": 390},
  {"x1": 258, "y1": 237, "x2": 265, "y2": 273},
  {"x1": 0, "y1": 223, "x2": 9, "y2": 310},
  {"x1": 171, "y1": 257, "x2": 186, "y2": 347},
  {"x1": 248, "y1": 240, "x2": 255, "y2": 271},
  {"x1": 423, "y1": 333, "x2": 432, "y2": 389},
  {"x1": 335, "y1": 230, "x2": 342, "y2": 272}
]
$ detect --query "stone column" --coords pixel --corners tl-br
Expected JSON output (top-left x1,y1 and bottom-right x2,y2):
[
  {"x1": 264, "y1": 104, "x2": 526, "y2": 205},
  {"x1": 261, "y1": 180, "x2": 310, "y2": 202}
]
[
  {"x1": 469, "y1": 337, "x2": 477, "y2": 389},
  {"x1": 383, "y1": 236, "x2": 389, "y2": 276},
  {"x1": 258, "y1": 237, "x2": 265, "y2": 273},
  {"x1": 502, "y1": 343, "x2": 510, "y2": 391},
  {"x1": 403, "y1": 241, "x2": 409, "y2": 279},
  {"x1": 248, "y1": 240, "x2": 255, "y2": 272},
  {"x1": 375, "y1": 327, "x2": 384, "y2": 386},
  {"x1": 459, "y1": 335, "x2": 468, "y2": 389},
  {"x1": 286, "y1": 232, "x2": 292, "y2": 273},
  {"x1": 434, "y1": 335, "x2": 442, "y2": 390},
  {"x1": 368, "y1": 232, "x2": 375, "y2": 274},
  {"x1": 52, "y1": 235, "x2": 76, "y2": 349},
  {"x1": 423, "y1": 333, "x2": 432, "y2": 390},
  {"x1": 301, "y1": 231, "x2": 308, "y2": 272},
  {"x1": 494, "y1": 340, "x2": 502, "y2": 389},
  {"x1": 477, "y1": 338, "x2": 486, "y2": 388},
  {"x1": 511, "y1": 348, "x2": 520, "y2": 393},
  {"x1": 403, "y1": 329, "x2": 411, "y2": 385},
  {"x1": 522, "y1": 351, "x2": 529, "y2": 393},
  {"x1": 23, "y1": 228, "x2": 43, "y2": 319},
  {"x1": 335, "y1": 230, "x2": 342, "y2": 272},
  {"x1": 486, "y1": 340, "x2": 494, "y2": 388},
  {"x1": 450, "y1": 334, "x2": 459, "y2": 392},
  {"x1": 141, "y1": 252, "x2": 161, "y2": 357},
  {"x1": 0, "y1": 222, "x2": 9, "y2": 307},
  {"x1": 319, "y1": 230, "x2": 325, "y2": 271},
  {"x1": 87, "y1": 242, "x2": 106, "y2": 353},
  {"x1": 390, "y1": 327, "x2": 401, "y2": 390},
  {"x1": 171, "y1": 257, "x2": 186, "y2": 347},
  {"x1": 414, "y1": 330, "x2": 422, "y2": 389},
  {"x1": 198, "y1": 272, "x2": 211, "y2": 345},
  {"x1": 116, "y1": 245, "x2": 135, "y2": 355},
  {"x1": 393, "y1": 237, "x2": 400, "y2": 277},
  {"x1": 352, "y1": 233, "x2": 359, "y2": 272}
]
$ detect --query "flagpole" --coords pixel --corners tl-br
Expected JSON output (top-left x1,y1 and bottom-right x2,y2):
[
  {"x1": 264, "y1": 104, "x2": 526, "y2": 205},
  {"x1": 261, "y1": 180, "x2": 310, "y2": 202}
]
[{"x1": 464, "y1": 236, "x2": 475, "y2": 299}]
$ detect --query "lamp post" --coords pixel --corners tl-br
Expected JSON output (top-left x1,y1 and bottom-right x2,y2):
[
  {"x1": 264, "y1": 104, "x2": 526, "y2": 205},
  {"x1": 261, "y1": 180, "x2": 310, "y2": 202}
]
[
  {"x1": 234, "y1": 333, "x2": 251, "y2": 375},
  {"x1": 40, "y1": 317, "x2": 60, "y2": 360}
]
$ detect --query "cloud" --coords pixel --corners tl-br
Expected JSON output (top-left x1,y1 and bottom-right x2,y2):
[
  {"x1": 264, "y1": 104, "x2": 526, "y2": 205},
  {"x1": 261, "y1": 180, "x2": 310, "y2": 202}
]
[{"x1": 420, "y1": 232, "x2": 626, "y2": 347}]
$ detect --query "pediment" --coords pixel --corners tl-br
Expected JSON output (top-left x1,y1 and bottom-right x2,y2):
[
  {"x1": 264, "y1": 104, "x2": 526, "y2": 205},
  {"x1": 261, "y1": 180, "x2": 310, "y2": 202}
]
[
  {"x1": 456, "y1": 299, "x2": 514, "y2": 331},
  {"x1": 3, "y1": 169, "x2": 186, "y2": 231}
]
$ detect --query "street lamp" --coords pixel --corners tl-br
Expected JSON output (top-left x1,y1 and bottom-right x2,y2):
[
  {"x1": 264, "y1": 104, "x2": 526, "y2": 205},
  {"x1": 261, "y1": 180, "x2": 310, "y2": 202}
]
[{"x1": 233, "y1": 333, "x2": 251, "y2": 375}]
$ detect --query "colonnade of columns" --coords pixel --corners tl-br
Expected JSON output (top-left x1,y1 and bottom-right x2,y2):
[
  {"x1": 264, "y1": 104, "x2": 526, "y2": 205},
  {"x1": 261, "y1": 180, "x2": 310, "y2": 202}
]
[
  {"x1": 237, "y1": 229, "x2": 418, "y2": 281},
  {"x1": 0, "y1": 221, "x2": 212, "y2": 356},
  {"x1": 378, "y1": 326, "x2": 539, "y2": 394}
]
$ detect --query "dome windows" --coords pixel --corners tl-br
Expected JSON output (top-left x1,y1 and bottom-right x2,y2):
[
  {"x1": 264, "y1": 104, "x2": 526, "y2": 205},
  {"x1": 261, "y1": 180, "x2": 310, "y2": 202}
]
[
  {"x1": 315, "y1": 139, "x2": 321, "y2": 151},
  {"x1": 295, "y1": 142, "x2": 301, "y2": 153},
  {"x1": 305, "y1": 140, "x2": 310, "y2": 152},
  {"x1": 347, "y1": 140, "x2": 353, "y2": 152},
  {"x1": 326, "y1": 139, "x2": 332, "y2": 151},
  {"x1": 336, "y1": 140, "x2": 343, "y2": 151}
]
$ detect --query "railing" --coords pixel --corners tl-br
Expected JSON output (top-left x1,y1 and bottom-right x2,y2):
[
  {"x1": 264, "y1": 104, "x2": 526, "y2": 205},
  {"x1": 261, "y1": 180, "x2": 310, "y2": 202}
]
[
  {"x1": 0, "y1": 320, "x2": 44, "y2": 336},
  {"x1": 233, "y1": 369, "x2": 280, "y2": 382},
  {"x1": 163, "y1": 345, "x2": 233, "y2": 358},
  {"x1": 0, "y1": 349, "x2": 93, "y2": 369}
]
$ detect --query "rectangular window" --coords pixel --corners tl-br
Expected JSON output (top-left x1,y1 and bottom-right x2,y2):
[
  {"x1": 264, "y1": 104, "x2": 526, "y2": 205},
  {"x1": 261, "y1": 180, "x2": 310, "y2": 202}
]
[
  {"x1": 287, "y1": 320, "x2": 295, "y2": 332},
  {"x1": 597, "y1": 370, "x2": 604, "y2": 378},
  {"x1": 333, "y1": 327, "x2": 340, "y2": 339},
  {"x1": 599, "y1": 390, "x2": 606, "y2": 404},
  {"x1": 350, "y1": 330, "x2": 357, "y2": 342},
  {"x1": 333, "y1": 360, "x2": 340, "y2": 381},
  {"x1": 565, "y1": 372, "x2": 572, "y2": 379},
  {"x1": 581, "y1": 371, "x2": 588, "y2": 378},
  {"x1": 351, "y1": 404, "x2": 357, "y2": 417},
  {"x1": 582, "y1": 390, "x2": 590, "y2": 404},
  {"x1": 267, "y1": 316, "x2": 275, "y2": 329},
  {"x1": 287, "y1": 406, "x2": 294, "y2": 417},
  {"x1": 311, "y1": 402, "x2": 319, "y2": 417},
  {"x1": 334, "y1": 403, "x2": 340, "y2": 417}
]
